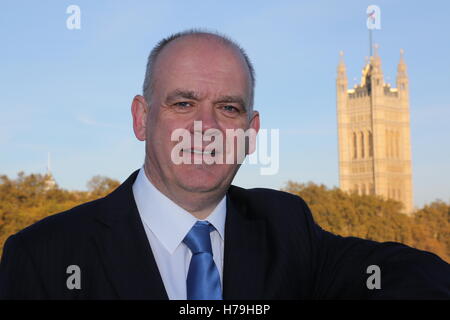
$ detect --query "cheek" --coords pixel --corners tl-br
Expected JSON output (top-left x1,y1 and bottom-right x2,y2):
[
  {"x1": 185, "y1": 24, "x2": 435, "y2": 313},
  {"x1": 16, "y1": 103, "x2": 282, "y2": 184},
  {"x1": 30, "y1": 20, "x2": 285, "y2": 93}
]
[
  {"x1": 216, "y1": 115, "x2": 248, "y2": 132},
  {"x1": 150, "y1": 121, "x2": 188, "y2": 157},
  {"x1": 146, "y1": 120, "x2": 171, "y2": 154},
  {"x1": 147, "y1": 112, "x2": 173, "y2": 139}
]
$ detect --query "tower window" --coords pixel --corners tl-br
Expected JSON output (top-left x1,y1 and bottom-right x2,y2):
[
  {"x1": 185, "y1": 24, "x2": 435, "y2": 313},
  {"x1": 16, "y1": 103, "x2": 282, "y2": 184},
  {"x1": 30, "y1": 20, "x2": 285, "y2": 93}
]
[
  {"x1": 395, "y1": 131, "x2": 400, "y2": 158},
  {"x1": 387, "y1": 130, "x2": 394, "y2": 159},
  {"x1": 385, "y1": 129, "x2": 390, "y2": 158},
  {"x1": 388, "y1": 130, "x2": 391, "y2": 158},
  {"x1": 360, "y1": 132, "x2": 365, "y2": 159},
  {"x1": 353, "y1": 132, "x2": 357, "y2": 159}
]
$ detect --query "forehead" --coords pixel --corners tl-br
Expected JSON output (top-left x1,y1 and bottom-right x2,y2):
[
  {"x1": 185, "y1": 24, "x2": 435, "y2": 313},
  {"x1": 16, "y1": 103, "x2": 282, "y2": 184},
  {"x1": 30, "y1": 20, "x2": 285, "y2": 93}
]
[{"x1": 152, "y1": 35, "x2": 251, "y2": 98}]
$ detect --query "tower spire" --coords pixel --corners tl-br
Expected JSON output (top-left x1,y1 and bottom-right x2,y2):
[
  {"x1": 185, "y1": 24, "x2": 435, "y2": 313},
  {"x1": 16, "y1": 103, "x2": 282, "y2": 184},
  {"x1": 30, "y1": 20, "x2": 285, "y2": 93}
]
[
  {"x1": 337, "y1": 51, "x2": 347, "y2": 77},
  {"x1": 397, "y1": 48, "x2": 407, "y2": 77},
  {"x1": 373, "y1": 43, "x2": 379, "y2": 57},
  {"x1": 370, "y1": 43, "x2": 382, "y2": 73}
]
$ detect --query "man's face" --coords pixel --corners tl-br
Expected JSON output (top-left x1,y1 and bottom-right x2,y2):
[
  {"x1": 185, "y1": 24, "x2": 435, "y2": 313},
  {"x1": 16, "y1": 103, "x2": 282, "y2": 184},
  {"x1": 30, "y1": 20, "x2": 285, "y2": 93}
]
[{"x1": 135, "y1": 36, "x2": 259, "y2": 195}]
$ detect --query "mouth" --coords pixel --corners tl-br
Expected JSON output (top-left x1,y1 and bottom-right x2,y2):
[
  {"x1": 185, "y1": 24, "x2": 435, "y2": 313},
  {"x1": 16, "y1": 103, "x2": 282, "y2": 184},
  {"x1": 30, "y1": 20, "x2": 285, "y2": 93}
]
[{"x1": 183, "y1": 148, "x2": 216, "y2": 156}]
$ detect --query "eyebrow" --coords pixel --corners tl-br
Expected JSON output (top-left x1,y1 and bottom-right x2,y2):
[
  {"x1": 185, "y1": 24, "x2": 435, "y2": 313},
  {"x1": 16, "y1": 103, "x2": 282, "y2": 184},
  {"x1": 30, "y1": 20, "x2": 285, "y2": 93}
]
[
  {"x1": 165, "y1": 89, "x2": 200, "y2": 103},
  {"x1": 165, "y1": 89, "x2": 248, "y2": 112}
]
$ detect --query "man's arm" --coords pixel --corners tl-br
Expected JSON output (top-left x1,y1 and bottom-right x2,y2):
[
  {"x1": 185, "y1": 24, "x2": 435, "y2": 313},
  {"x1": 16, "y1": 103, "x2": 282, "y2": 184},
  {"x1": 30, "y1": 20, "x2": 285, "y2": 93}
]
[
  {"x1": 316, "y1": 230, "x2": 450, "y2": 299},
  {"x1": 0, "y1": 234, "x2": 48, "y2": 299},
  {"x1": 299, "y1": 199, "x2": 450, "y2": 299}
]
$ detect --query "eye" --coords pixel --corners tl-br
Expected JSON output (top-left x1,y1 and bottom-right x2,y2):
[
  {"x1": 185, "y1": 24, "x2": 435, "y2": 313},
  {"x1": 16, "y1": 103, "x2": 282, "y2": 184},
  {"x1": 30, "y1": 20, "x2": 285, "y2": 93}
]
[
  {"x1": 221, "y1": 105, "x2": 240, "y2": 114},
  {"x1": 174, "y1": 101, "x2": 192, "y2": 108},
  {"x1": 172, "y1": 101, "x2": 194, "y2": 113}
]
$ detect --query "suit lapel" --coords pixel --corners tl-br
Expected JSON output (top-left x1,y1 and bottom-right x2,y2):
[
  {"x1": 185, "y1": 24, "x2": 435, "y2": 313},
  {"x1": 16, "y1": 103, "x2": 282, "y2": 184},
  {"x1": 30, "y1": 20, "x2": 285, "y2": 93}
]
[
  {"x1": 93, "y1": 170, "x2": 168, "y2": 300},
  {"x1": 91, "y1": 171, "x2": 267, "y2": 300},
  {"x1": 223, "y1": 187, "x2": 267, "y2": 299}
]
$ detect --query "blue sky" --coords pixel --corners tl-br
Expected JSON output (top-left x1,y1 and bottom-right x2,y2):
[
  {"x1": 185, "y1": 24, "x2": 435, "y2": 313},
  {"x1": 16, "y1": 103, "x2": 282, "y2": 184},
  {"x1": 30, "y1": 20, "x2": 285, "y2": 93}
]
[{"x1": 1, "y1": 0, "x2": 449, "y2": 208}]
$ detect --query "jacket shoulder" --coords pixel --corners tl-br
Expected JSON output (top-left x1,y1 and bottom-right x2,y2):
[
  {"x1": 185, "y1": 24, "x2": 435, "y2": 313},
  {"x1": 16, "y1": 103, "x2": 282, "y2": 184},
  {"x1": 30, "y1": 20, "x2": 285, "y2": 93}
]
[
  {"x1": 228, "y1": 185, "x2": 311, "y2": 220},
  {"x1": 229, "y1": 184, "x2": 307, "y2": 203},
  {"x1": 11, "y1": 197, "x2": 105, "y2": 245}
]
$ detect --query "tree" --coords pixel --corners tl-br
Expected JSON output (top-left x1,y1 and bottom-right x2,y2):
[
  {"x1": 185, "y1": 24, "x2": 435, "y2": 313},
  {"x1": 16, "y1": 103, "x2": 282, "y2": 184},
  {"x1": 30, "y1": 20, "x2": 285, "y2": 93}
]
[
  {"x1": 0, "y1": 172, "x2": 120, "y2": 257},
  {"x1": 0, "y1": 173, "x2": 448, "y2": 263},
  {"x1": 87, "y1": 175, "x2": 120, "y2": 198},
  {"x1": 283, "y1": 181, "x2": 449, "y2": 263}
]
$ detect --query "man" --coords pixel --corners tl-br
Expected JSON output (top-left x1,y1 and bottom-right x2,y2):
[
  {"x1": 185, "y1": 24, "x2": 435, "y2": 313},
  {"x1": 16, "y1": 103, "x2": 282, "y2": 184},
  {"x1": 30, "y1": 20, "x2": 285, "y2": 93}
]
[{"x1": 0, "y1": 30, "x2": 449, "y2": 300}]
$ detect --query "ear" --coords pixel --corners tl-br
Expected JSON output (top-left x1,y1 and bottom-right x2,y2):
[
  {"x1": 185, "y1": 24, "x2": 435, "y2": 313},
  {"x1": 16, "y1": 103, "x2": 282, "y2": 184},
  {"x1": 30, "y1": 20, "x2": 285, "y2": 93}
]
[
  {"x1": 131, "y1": 95, "x2": 148, "y2": 141},
  {"x1": 246, "y1": 110, "x2": 260, "y2": 155}
]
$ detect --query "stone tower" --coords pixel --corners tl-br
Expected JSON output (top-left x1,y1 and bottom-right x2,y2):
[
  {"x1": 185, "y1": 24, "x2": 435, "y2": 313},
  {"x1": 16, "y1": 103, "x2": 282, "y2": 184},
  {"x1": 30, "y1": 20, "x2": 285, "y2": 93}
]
[{"x1": 336, "y1": 46, "x2": 413, "y2": 215}]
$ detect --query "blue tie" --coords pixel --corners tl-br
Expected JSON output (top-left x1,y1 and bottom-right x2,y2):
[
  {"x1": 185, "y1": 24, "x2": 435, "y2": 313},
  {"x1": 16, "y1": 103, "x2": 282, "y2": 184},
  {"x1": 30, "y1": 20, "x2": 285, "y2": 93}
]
[{"x1": 183, "y1": 221, "x2": 222, "y2": 300}]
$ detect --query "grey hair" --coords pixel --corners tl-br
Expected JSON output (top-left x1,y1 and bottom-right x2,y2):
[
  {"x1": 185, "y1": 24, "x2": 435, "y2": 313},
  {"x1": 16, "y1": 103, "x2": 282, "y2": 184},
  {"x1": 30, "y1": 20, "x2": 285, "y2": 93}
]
[{"x1": 142, "y1": 29, "x2": 255, "y2": 115}]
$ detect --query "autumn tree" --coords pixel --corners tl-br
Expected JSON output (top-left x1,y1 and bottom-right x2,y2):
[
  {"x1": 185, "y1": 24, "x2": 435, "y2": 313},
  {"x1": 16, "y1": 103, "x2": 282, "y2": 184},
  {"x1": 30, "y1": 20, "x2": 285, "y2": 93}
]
[
  {"x1": 0, "y1": 172, "x2": 120, "y2": 257},
  {"x1": 283, "y1": 181, "x2": 449, "y2": 263},
  {"x1": 0, "y1": 173, "x2": 448, "y2": 263}
]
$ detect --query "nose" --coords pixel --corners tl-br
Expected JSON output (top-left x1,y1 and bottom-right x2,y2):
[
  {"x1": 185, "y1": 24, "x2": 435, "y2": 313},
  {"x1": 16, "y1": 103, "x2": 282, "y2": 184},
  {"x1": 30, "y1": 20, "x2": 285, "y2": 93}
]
[{"x1": 190, "y1": 104, "x2": 220, "y2": 134}]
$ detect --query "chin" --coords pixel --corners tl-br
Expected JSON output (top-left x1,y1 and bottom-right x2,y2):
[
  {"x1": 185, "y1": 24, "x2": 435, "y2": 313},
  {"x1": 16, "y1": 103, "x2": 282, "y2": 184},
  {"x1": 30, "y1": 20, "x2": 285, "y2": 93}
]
[{"x1": 174, "y1": 165, "x2": 230, "y2": 193}]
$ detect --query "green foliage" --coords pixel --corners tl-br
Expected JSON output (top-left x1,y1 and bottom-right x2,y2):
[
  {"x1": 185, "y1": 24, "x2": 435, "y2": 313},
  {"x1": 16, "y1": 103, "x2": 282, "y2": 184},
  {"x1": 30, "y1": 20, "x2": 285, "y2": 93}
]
[{"x1": 283, "y1": 181, "x2": 450, "y2": 263}]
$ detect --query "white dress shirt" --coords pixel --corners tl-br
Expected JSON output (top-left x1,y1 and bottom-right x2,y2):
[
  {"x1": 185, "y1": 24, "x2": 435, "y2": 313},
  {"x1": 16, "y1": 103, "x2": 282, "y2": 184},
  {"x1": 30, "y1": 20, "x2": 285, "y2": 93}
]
[{"x1": 132, "y1": 167, "x2": 226, "y2": 300}]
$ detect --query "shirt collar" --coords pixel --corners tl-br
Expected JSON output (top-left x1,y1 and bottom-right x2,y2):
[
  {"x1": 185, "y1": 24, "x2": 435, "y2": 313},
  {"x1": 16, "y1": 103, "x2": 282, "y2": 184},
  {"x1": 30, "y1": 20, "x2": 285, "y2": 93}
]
[{"x1": 132, "y1": 167, "x2": 226, "y2": 254}]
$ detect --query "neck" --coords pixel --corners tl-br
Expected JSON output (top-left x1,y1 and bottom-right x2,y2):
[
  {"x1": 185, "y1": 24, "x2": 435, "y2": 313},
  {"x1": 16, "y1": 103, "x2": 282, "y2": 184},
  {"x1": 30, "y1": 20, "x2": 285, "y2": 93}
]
[{"x1": 143, "y1": 163, "x2": 226, "y2": 220}]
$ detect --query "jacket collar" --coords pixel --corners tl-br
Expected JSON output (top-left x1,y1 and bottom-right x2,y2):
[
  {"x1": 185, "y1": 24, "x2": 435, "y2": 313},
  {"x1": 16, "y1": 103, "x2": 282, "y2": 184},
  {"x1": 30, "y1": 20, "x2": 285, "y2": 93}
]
[
  {"x1": 93, "y1": 170, "x2": 267, "y2": 300},
  {"x1": 93, "y1": 169, "x2": 168, "y2": 299},
  {"x1": 133, "y1": 167, "x2": 226, "y2": 255},
  {"x1": 222, "y1": 186, "x2": 267, "y2": 299}
]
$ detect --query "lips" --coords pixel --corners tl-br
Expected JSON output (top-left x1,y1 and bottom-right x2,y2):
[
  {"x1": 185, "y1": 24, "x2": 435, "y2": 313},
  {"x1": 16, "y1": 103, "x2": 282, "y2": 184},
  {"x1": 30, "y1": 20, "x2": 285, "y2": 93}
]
[{"x1": 183, "y1": 148, "x2": 216, "y2": 156}]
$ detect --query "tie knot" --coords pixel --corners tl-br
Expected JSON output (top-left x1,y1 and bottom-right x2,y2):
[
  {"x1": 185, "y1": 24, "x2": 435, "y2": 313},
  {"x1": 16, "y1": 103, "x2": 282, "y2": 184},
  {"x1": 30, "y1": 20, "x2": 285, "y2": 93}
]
[{"x1": 183, "y1": 221, "x2": 214, "y2": 254}]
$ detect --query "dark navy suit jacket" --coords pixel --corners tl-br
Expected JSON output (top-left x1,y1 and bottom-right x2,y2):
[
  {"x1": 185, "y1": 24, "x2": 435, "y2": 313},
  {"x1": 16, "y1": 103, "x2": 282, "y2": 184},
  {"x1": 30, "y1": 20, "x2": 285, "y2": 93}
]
[{"x1": 0, "y1": 170, "x2": 449, "y2": 299}]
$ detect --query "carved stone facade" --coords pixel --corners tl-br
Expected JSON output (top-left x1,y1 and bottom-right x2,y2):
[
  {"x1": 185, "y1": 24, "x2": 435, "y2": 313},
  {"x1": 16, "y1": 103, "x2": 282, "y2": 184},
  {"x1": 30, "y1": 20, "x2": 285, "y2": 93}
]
[{"x1": 336, "y1": 47, "x2": 413, "y2": 215}]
